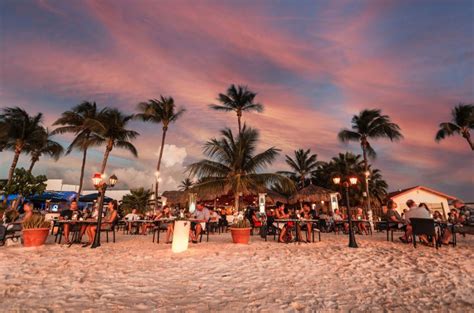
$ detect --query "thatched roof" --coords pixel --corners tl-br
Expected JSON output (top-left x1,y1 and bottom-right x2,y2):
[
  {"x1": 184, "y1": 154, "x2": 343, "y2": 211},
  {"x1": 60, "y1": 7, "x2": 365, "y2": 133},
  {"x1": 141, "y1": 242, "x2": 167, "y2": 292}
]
[
  {"x1": 161, "y1": 190, "x2": 187, "y2": 205},
  {"x1": 289, "y1": 184, "x2": 335, "y2": 204},
  {"x1": 265, "y1": 189, "x2": 290, "y2": 205}
]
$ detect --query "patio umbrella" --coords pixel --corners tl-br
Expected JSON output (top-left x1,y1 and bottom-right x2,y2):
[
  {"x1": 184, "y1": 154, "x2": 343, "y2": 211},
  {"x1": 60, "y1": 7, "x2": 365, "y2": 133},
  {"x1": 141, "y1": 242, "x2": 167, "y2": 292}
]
[{"x1": 289, "y1": 184, "x2": 334, "y2": 204}]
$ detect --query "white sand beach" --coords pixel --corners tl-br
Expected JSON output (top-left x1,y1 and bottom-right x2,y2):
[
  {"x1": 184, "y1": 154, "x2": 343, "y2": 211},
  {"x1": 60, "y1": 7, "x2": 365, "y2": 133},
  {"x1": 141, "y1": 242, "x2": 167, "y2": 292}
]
[{"x1": 1, "y1": 232, "x2": 473, "y2": 312}]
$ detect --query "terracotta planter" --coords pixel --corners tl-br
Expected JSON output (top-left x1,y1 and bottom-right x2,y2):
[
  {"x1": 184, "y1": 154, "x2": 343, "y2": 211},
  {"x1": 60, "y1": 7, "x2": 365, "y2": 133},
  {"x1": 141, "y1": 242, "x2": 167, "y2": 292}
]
[
  {"x1": 230, "y1": 227, "x2": 251, "y2": 244},
  {"x1": 22, "y1": 228, "x2": 50, "y2": 247}
]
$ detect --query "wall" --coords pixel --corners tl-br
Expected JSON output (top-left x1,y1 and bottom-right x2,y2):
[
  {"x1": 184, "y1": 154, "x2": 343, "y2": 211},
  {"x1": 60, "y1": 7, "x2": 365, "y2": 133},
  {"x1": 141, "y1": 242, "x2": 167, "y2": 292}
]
[{"x1": 392, "y1": 189, "x2": 449, "y2": 218}]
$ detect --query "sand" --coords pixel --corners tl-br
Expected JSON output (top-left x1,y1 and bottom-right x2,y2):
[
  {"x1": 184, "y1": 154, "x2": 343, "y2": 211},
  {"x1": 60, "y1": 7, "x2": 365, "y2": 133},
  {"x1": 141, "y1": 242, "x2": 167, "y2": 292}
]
[{"x1": 0, "y1": 231, "x2": 473, "y2": 312}]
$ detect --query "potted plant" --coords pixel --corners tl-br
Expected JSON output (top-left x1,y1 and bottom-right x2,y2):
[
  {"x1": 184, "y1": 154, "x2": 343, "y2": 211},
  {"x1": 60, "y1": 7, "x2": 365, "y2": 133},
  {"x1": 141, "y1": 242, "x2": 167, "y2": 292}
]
[
  {"x1": 229, "y1": 218, "x2": 252, "y2": 244},
  {"x1": 22, "y1": 213, "x2": 50, "y2": 247}
]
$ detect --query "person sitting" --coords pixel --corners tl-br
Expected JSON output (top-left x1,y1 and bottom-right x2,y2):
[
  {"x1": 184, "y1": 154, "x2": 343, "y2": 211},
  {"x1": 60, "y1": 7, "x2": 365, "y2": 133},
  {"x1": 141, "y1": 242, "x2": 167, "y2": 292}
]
[
  {"x1": 250, "y1": 209, "x2": 262, "y2": 227},
  {"x1": 154, "y1": 206, "x2": 174, "y2": 243},
  {"x1": 404, "y1": 199, "x2": 431, "y2": 244},
  {"x1": 433, "y1": 211, "x2": 443, "y2": 222},
  {"x1": 354, "y1": 207, "x2": 369, "y2": 235},
  {"x1": 83, "y1": 200, "x2": 118, "y2": 247},
  {"x1": 1, "y1": 202, "x2": 33, "y2": 243},
  {"x1": 124, "y1": 208, "x2": 141, "y2": 234},
  {"x1": 189, "y1": 204, "x2": 210, "y2": 243},
  {"x1": 441, "y1": 200, "x2": 474, "y2": 244},
  {"x1": 59, "y1": 200, "x2": 82, "y2": 244},
  {"x1": 273, "y1": 202, "x2": 289, "y2": 242},
  {"x1": 299, "y1": 203, "x2": 313, "y2": 242},
  {"x1": 385, "y1": 200, "x2": 409, "y2": 242}
]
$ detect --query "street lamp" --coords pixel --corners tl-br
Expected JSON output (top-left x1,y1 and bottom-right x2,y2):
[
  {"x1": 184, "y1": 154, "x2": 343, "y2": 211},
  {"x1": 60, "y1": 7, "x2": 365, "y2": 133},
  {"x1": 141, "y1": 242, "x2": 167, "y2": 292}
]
[
  {"x1": 91, "y1": 172, "x2": 118, "y2": 249},
  {"x1": 332, "y1": 175, "x2": 359, "y2": 248}
]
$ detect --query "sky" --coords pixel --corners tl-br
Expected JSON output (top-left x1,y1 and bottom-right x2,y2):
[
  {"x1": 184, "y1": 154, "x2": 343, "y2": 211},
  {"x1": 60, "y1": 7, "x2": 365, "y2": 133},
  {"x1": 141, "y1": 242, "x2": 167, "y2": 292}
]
[{"x1": 0, "y1": 0, "x2": 473, "y2": 200}]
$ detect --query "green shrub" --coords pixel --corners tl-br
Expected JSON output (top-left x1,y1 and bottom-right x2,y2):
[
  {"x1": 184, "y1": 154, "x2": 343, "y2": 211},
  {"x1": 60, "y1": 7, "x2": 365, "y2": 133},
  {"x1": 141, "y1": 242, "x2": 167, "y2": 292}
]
[
  {"x1": 22, "y1": 213, "x2": 50, "y2": 229},
  {"x1": 231, "y1": 218, "x2": 251, "y2": 228}
]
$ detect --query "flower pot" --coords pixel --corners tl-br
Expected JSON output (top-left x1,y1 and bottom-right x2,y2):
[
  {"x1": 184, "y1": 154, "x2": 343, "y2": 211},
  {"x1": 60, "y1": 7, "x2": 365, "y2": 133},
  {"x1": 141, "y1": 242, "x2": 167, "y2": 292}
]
[
  {"x1": 230, "y1": 227, "x2": 251, "y2": 244},
  {"x1": 22, "y1": 228, "x2": 50, "y2": 247}
]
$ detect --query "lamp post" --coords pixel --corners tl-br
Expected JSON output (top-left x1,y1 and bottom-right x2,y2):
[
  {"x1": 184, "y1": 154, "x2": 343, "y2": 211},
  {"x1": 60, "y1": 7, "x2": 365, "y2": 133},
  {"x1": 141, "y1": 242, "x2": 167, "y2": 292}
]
[
  {"x1": 364, "y1": 170, "x2": 374, "y2": 231},
  {"x1": 332, "y1": 175, "x2": 358, "y2": 248},
  {"x1": 91, "y1": 172, "x2": 117, "y2": 249}
]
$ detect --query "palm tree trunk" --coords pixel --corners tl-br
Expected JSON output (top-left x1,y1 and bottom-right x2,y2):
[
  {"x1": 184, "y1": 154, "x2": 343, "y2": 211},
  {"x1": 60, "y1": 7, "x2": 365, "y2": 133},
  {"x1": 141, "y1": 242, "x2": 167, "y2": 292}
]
[
  {"x1": 28, "y1": 158, "x2": 38, "y2": 174},
  {"x1": 100, "y1": 140, "x2": 113, "y2": 174},
  {"x1": 234, "y1": 191, "x2": 240, "y2": 212},
  {"x1": 237, "y1": 111, "x2": 242, "y2": 134},
  {"x1": 76, "y1": 147, "x2": 88, "y2": 200},
  {"x1": 361, "y1": 143, "x2": 372, "y2": 227},
  {"x1": 463, "y1": 131, "x2": 474, "y2": 150},
  {"x1": 7, "y1": 141, "x2": 23, "y2": 185},
  {"x1": 155, "y1": 127, "x2": 168, "y2": 209}
]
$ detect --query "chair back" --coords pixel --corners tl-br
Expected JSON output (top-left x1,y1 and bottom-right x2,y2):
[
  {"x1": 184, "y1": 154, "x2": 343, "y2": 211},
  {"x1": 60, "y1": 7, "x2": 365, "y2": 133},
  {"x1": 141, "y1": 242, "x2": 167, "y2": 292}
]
[{"x1": 410, "y1": 218, "x2": 436, "y2": 237}]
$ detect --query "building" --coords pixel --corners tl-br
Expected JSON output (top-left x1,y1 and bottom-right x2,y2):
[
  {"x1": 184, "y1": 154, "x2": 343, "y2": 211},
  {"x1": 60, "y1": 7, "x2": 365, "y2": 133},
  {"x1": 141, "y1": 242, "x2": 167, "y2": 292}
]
[
  {"x1": 45, "y1": 179, "x2": 131, "y2": 201},
  {"x1": 387, "y1": 185, "x2": 456, "y2": 218}
]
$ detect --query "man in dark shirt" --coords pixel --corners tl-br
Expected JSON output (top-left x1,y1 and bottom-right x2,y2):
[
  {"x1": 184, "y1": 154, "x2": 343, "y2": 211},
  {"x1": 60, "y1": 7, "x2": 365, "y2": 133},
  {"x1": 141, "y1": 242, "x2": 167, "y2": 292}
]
[{"x1": 60, "y1": 200, "x2": 82, "y2": 244}]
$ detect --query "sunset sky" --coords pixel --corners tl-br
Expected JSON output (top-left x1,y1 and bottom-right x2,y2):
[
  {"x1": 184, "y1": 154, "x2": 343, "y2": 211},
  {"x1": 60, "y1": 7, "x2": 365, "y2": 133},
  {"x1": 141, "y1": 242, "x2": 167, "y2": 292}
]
[{"x1": 1, "y1": 0, "x2": 473, "y2": 199}]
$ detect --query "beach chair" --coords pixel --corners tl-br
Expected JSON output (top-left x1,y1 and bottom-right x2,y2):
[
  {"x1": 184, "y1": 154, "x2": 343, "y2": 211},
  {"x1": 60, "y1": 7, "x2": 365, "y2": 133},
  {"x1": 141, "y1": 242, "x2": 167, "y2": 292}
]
[{"x1": 410, "y1": 218, "x2": 438, "y2": 249}]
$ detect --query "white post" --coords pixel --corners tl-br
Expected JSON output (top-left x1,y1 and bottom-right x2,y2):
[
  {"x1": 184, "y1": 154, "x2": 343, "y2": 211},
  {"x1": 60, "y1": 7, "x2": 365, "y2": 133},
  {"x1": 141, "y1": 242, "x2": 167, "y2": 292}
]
[
  {"x1": 258, "y1": 193, "x2": 266, "y2": 213},
  {"x1": 172, "y1": 220, "x2": 190, "y2": 253}
]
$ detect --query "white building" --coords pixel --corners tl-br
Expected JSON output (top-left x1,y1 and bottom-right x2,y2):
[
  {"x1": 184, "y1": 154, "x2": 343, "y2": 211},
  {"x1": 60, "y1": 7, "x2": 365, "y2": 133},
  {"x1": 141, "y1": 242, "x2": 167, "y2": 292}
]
[
  {"x1": 387, "y1": 185, "x2": 456, "y2": 219},
  {"x1": 45, "y1": 179, "x2": 130, "y2": 201}
]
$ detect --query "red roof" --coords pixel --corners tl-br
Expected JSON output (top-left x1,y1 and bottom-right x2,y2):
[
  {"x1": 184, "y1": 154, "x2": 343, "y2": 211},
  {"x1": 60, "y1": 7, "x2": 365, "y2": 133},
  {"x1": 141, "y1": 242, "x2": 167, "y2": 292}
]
[{"x1": 387, "y1": 185, "x2": 456, "y2": 200}]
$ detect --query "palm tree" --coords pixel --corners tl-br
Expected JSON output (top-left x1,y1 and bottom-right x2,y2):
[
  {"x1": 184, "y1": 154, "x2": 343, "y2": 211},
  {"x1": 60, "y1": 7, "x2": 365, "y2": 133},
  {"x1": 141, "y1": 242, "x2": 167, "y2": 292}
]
[
  {"x1": 338, "y1": 109, "x2": 403, "y2": 171},
  {"x1": 93, "y1": 108, "x2": 139, "y2": 174},
  {"x1": 121, "y1": 187, "x2": 154, "y2": 214},
  {"x1": 367, "y1": 168, "x2": 388, "y2": 208},
  {"x1": 188, "y1": 125, "x2": 294, "y2": 210},
  {"x1": 135, "y1": 96, "x2": 185, "y2": 204},
  {"x1": 25, "y1": 127, "x2": 64, "y2": 173},
  {"x1": 435, "y1": 103, "x2": 474, "y2": 150},
  {"x1": 178, "y1": 178, "x2": 194, "y2": 191},
  {"x1": 338, "y1": 109, "x2": 402, "y2": 211},
  {"x1": 0, "y1": 107, "x2": 44, "y2": 186},
  {"x1": 209, "y1": 84, "x2": 264, "y2": 134},
  {"x1": 52, "y1": 101, "x2": 104, "y2": 198},
  {"x1": 278, "y1": 149, "x2": 322, "y2": 189},
  {"x1": 0, "y1": 120, "x2": 8, "y2": 152}
]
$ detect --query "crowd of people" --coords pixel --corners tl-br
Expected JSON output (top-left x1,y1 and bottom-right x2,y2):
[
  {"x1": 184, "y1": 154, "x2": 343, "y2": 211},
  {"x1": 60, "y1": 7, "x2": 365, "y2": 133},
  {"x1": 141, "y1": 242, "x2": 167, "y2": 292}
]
[
  {"x1": 1, "y1": 195, "x2": 473, "y2": 248},
  {"x1": 385, "y1": 198, "x2": 473, "y2": 245}
]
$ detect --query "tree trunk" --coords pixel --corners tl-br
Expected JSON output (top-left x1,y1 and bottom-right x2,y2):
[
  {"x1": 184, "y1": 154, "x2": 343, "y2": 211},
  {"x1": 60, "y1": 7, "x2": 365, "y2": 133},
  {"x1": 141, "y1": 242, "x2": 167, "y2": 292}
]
[
  {"x1": 463, "y1": 131, "x2": 474, "y2": 151},
  {"x1": 76, "y1": 147, "x2": 88, "y2": 200},
  {"x1": 7, "y1": 141, "x2": 23, "y2": 185},
  {"x1": 28, "y1": 157, "x2": 38, "y2": 174},
  {"x1": 237, "y1": 111, "x2": 242, "y2": 135},
  {"x1": 100, "y1": 139, "x2": 114, "y2": 174},
  {"x1": 361, "y1": 142, "x2": 372, "y2": 216},
  {"x1": 155, "y1": 127, "x2": 168, "y2": 209},
  {"x1": 234, "y1": 191, "x2": 240, "y2": 212}
]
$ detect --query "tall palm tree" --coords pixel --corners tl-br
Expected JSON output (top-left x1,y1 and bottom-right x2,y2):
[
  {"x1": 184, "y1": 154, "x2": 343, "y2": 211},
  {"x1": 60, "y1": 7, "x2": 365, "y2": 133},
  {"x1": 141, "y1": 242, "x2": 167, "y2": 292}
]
[
  {"x1": 52, "y1": 101, "x2": 104, "y2": 198},
  {"x1": 93, "y1": 108, "x2": 139, "y2": 174},
  {"x1": 135, "y1": 96, "x2": 185, "y2": 204},
  {"x1": 25, "y1": 127, "x2": 64, "y2": 173},
  {"x1": 278, "y1": 149, "x2": 322, "y2": 189},
  {"x1": 0, "y1": 107, "x2": 44, "y2": 186},
  {"x1": 338, "y1": 109, "x2": 402, "y2": 211},
  {"x1": 338, "y1": 109, "x2": 403, "y2": 171},
  {"x1": 435, "y1": 103, "x2": 474, "y2": 150},
  {"x1": 178, "y1": 178, "x2": 194, "y2": 191},
  {"x1": 188, "y1": 125, "x2": 294, "y2": 210},
  {"x1": 121, "y1": 187, "x2": 154, "y2": 214},
  {"x1": 209, "y1": 84, "x2": 264, "y2": 134}
]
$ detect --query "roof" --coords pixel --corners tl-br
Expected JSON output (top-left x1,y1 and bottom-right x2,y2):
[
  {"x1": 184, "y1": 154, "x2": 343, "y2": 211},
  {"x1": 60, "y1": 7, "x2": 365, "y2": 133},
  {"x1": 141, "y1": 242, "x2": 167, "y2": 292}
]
[{"x1": 387, "y1": 186, "x2": 456, "y2": 200}]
